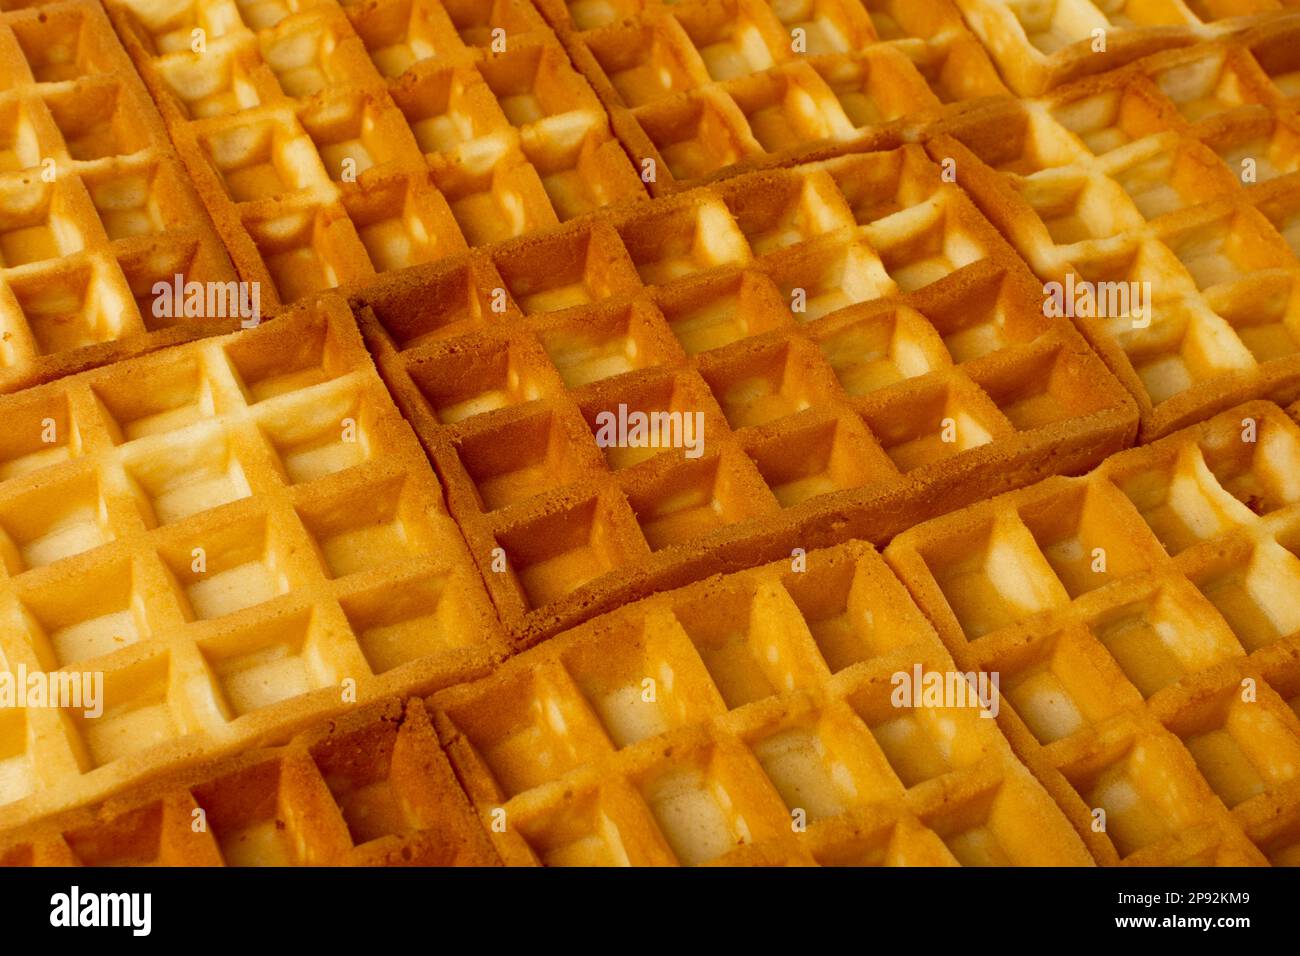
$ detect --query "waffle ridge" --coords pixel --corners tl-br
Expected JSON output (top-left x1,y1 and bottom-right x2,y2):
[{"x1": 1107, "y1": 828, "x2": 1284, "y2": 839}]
[
  {"x1": 0, "y1": 293, "x2": 505, "y2": 829},
  {"x1": 0, "y1": 0, "x2": 238, "y2": 394}
]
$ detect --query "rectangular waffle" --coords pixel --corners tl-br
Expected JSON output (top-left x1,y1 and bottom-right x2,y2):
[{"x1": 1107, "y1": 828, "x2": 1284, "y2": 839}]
[
  {"x1": 0, "y1": 293, "x2": 504, "y2": 830},
  {"x1": 0, "y1": 697, "x2": 501, "y2": 865},
  {"x1": 535, "y1": 0, "x2": 1010, "y2": 195},
  {"x1": 431, "y1": 539, "x2": 1095, "y2": 866},
  {"x1": 353, "y1": 143, "x2": 1138, "y2": 649},
  {"x1": 99, "y1": 0, "x2": 647, "y2": 309},
  {"x1": 950, "y1": 0, "x2": 1290, "y2": 96},
  {"x1": 0, "y1": 0, "x2": 237, "y2": 394},
  {"x1": 926, "y1": 19, "x2": 1300, "y2": 442},
  {"x1": 886, "y1": 399, "x2": 1300, "y2": 865}
]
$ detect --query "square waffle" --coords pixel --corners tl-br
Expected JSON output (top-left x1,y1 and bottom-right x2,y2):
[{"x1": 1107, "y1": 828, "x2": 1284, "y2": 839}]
[
  {"x1": 535, "y1": 0, "x2": 1010, "y2": 194},
  {"x1": 354, "y1": 143, "x2": 1138, "y2": 648},
  {"x1": 0, "y1": 697, "x2": 501, "y2": 865},
  {"x1": 927, "y1": 19, "x2": 1300, "y2": 441},
  {"x1": 0, "y1": 0, "x2": 237, "y2": 394},
  {"x1": 99, "y1": 0, "x2": 646, "y2": 308},
  {"x1": 431, "y1": 540, "x2": 1095, "y2": 866},
  {"x1": 0, "y1": 293, "x2": 504, "y2": 830},
  {"x1": 950, "y1": 0, "x2": 1289, "y2": 96},
  {"x1": 886, "y1": 399, "x2": 1300, "y2": 865}
]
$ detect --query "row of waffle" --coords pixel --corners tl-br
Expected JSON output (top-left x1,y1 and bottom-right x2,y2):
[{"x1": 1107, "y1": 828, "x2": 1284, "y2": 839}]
[
  {"x1": 0, "y1": 288, "x2": 1297, "y2": 862},
  {"x1": 0, "y1": 133, "x2": 1145, "y2": 829},
  {"x1": 4, "y1": 395, "x2": 1299, "y2": 864},
  {"x1": 0, "y1": 540, "x2": 1098, "y2": 866},
  {"x1": 10, "y1": 0, "x2": 1009, "y2": 400},
  {"x1": 0, "y1": 0, "x2": 1297, "y2": 865},
  {"x1": 12, "y1": 0, "x2": 1300, "y2": 412}
]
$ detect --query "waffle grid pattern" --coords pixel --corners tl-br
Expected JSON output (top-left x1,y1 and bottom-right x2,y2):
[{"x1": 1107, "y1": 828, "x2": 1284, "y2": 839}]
[
  {"x1": 886, "y1": 400, "x2": 1300, "y2": 865},
  {"x1": 355, "y1": 144, "x2": 1136, "y2": 647},
  {"x1": 0, "y1": 297, "x2": 504, "y2": 829},
  {"x1": 433, "y1": 540, "x2": 1094, "y2": 866},
  {"x1": 98, "y1": 0, "x2": 647, "y2": 309},
  {"x1": 0, "y1": 698, "x2": 501, "y2": 865},
  {"x1": 928, "y1": 20, "x2": 1300, "y2": 441},
  {"x1": 534, "y1": 0, "x2": 1010, "y2": 194},
  {"x1": 0, "y1": 0, "x2": 236, "y2": 394}
]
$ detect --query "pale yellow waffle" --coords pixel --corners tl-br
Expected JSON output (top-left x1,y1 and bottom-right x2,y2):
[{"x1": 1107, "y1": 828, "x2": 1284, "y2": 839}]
[
  {"x1": 0, "y1": 0, "x2": 237, "y2": 394},
  {"x1": 0, "y1": 293, "x2": 504, "y2": 830},
  {"x1": 432, "y1": 540, "x2": 1095, "y2": 866},
  {"x1": 354, "y1": 143, "x2": 1137, "y2": 648},
  {"x1": 534, "y1": 0, "x2": 1009, "y2": 195},
  {"x1": 926, "y1": 20, "x2": 1300, "y2": 442},
  {"x1": 98, "y1": 0, "x2": 646, "y2": 308},
  {"x1": 886, "y1": 400, "x2": 1300, "y2": 865},
  {"x1": 0, "y1": 698, "x2": 502, "y2": 865},
  {"x1": 950, "y1": 0, "x2": 1294, "y2": 96}
]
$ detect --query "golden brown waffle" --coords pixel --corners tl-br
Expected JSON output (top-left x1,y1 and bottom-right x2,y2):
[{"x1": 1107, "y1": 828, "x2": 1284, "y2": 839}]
[
  {"x1": 0, "y1": 294, "x2": 504, "y2": 830},
  {"x1": 926, "y1": 20, "x2": 1300, "y2": 442},
  {"x1": 886, "y1": 400, "x2": 1300, "y2": 865},
  {"x1": 431, "y1": 540, "x2": 1094, "y2": 866},
  {"x1": 0, "y1": 698, "x2": 501, "y2": 865},
  {"x1": 534, "y1": 0, "x2": 1009, "y2": 194},
  {"x1": 98, "y1": 0, "x2": 646, "y2": 308},
  {"x1": 353, "y1": 143, "x2": 1138, "y2": 648},
  {"x1": 950, "y1": 0, "x2": 1293, "y2": 96},
  {"x1": 0, "y1": 0, "x2": 237, "y2": 394}
]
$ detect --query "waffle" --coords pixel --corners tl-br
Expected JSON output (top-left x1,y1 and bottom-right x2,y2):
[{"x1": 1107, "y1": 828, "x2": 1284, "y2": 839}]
[
  {"x1": 0, "y1": 697, "x2": 501, "y2": 865},
  {"x1": 950, "y1": 0, "x2": 1293, "y2": 96},
  {"x1": 98, "y1": 0, "x2": 646, "y2": 309},
  {"x1": 431, "y1": 539, "x2": 1094, "y2": 866},
  {"x1": 533, "y1": 0, "x2": 1009, "y2": 195},
  {"x1": 0, "y1": 293, "x2": 504, "y2": 830},
  {"x1": 0, "y1": 0, "x2": 237, "y2": 394},
  {"x1": 885, "y1": 400, "x2": 1300, "y2": 865},
  {"x1": 927, "y1": 21, "x2": 1300, "y2": 442},
  {"x1": 353, "y1": 143, "x2": 1138, "y2": 648}
]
